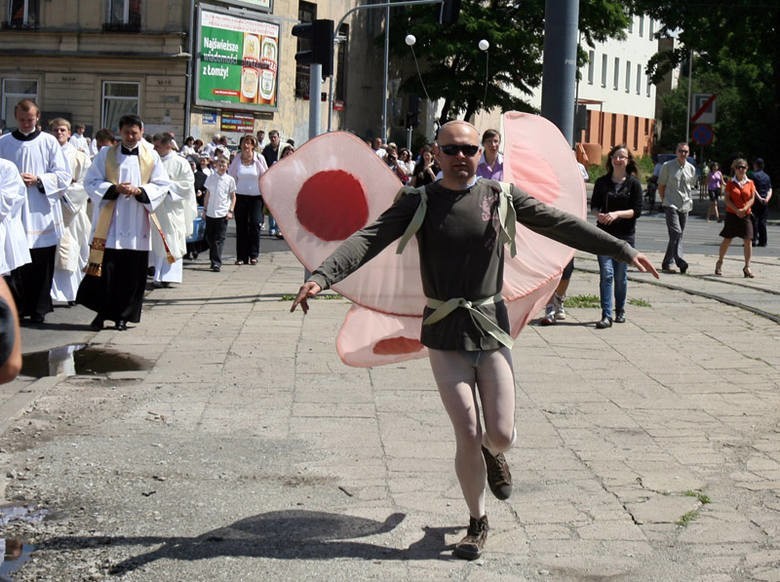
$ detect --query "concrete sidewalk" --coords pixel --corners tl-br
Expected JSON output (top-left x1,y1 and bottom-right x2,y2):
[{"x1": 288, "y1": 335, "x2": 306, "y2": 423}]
[{"x1": 1, "y1": 247, "x2": 779, "y2": 580}]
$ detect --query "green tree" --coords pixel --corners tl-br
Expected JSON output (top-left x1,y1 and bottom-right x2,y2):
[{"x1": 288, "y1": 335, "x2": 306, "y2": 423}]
[
  {"x1": 387, "y1": 0, "x2": 631, "y2": 123},
  {"x1": 632, "y1": 0, "x2": 779, "y2": 176}
]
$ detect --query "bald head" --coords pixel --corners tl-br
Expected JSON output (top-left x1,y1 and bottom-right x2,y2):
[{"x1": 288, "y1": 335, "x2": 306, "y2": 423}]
[
  {"x1": 434, "y1": 120, "x2": 482, "y2": 189},
  {"x1": 436, "y1": 120, "x2": 479, "y2": 144}
]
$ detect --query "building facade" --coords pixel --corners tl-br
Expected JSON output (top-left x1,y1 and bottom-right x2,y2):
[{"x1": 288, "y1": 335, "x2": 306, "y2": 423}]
[
  {"x1": 472, "y1": 13, "x2": 662, "y2": 162},
  {"x1": 0, "y1": 0, "x2": 384, "y2": 147}
]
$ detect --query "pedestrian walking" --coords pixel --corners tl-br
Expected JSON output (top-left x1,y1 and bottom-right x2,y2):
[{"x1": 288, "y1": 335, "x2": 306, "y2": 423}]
[
  {"x1": 657, "y1": 142, "x2": 696, "y2": 274},
  {"x1": 590, "y1": 145, "x2": 643, "y2": 328},
  {"x1": 77, "y1": 114, "x2": 170, "y2": 331},
  {"x1": 228, "y1": 134, "x2": 267, "y2": 265},
  {"x1": 290, "y1": 120, "x2": 659, "y2": 561},
  {"x1": 750, "y1": 157, "x2": 772, "y2": 247},
  {"x1": 706, "y1": 162, "x2": 724, "y2": 222},
  {"x1": 0, "y1": 99, "x2": 71, "y2": 324},
  {"x1": 202, "y1": 156, "x2": 236, "y2": 272},
  {"x1": 49, "y1": 118, "x2": 92, "y2": 304},
  {"x1": 715, "y1": 158, "x2": 756, "y2": 278}
]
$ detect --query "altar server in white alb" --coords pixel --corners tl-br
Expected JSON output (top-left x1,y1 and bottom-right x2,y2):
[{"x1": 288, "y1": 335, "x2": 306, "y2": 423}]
[
  {"x1": 49, "y1": 118, "x2": 92, "y2": 304},
  {"x1": 150, "y1": 133, "x2": 197, "y2": 287},
  {"x1": 0, "y1": 159, "x2": 30, "y2": 277},
  {"x1": 0, "y1": 99, "x2": 71, "y2": 324},
  {"x1": 77, "y1": 114, "x2": 170, "y2": 331}
]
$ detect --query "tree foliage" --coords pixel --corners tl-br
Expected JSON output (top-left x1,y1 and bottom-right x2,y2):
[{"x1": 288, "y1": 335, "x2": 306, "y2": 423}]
[
  {"x1": 387, "y1": 0, "x2": 631, "y2": 123},
  {"x1": 631, "y1": 0, "x2": 780, "y2": 172}
]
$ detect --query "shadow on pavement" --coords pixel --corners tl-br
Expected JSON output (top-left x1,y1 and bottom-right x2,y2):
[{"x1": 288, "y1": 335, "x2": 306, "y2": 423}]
[{"x1": 35, "y1": 510, "x2": 464, "y2": 573}]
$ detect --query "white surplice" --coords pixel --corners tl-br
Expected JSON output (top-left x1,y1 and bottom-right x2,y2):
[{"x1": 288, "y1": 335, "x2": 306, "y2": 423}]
[
  {"x1": 0, "y1": 130, "x2": 72, "y2": 249},
  {"x1": 149, "y1": 152, "x2": 197, "y2": 283},
  {"x1": 84, "y1": 141, "x2": 170, "y2": 250},
  {"x1": 0, "y1": 159, "x2": 30, "y2": 276},
  {"x1": 51, "y1": 143, "x2": 92, "y2": 302}
]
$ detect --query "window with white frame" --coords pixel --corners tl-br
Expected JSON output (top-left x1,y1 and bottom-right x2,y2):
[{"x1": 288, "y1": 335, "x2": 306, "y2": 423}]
[
  {"x1": 105, "y1": 0, "x2": 141, "y2": 31},
  {"x1": 625, "y1": 61, "x2": 631, "y2": 92},
  {"x1": 601, "y1": 54, "x2": 608, "y2": 87},
  {"x1": 587, "y1": 50, "x2": 595, "y2": 85},
  {"x1": 101, "y1": 81, "x2": 140, "y2": 131},
  {"x1": 6, "y1": 0, "x2": 39, "y2": 28},
  {"x1": 613, "y1": 57, "x2": 620, "y2": 90},
  {"x1": 1, "y1": 78, "x2": 38, "y2": 129},
  {"x1": 649, "y1": 19, "x2": 654, "y2": 37},
  {"x1": 646, "y1": 74, "x2": 652, "y2": 97},
  {"x1": 636, "y1": 64, "x2": 642, "y2": 94},
  {"x1": 639, "y1": 15, "x2": 644, "y2": 37}
]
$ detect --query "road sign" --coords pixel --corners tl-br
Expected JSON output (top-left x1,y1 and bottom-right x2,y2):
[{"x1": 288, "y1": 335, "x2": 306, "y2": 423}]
[
  {"x1": 691, "y1": 93, "x2": 717, "y2": 124},
  {"x1": 691, "y1": 124, "x2": 714, "y2": 146}
]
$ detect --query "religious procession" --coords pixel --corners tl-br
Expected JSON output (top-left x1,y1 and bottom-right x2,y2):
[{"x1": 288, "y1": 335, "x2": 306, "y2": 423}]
[{"x1": 0, "y1": 99, "x2": 300, "y2": 333}]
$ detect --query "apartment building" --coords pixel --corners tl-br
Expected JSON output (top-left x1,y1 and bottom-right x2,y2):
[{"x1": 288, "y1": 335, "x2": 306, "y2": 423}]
[
  {"x1": 473, "y1": 13, "x2": 663, "y2": 161},
  {"x1": 574, "y1": 13, "x2": 659, "y2": 158},
  {"x1": 0, "y1": 0, "x2": 384, "y2": 146}
]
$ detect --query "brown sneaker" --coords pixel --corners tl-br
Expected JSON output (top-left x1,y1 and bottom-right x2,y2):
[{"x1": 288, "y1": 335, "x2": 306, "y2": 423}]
[
  {"x1": 482, "y1": 446, "x2": 512, "y2": 500},
  {"x1": 453, "y1": 515, "x2": 488, "y2": 560}
]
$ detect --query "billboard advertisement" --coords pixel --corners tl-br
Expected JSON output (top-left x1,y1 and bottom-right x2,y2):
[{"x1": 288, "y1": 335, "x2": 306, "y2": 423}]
[{"x1": 196, "y1": 6, "x2": 280, "y2": 112}]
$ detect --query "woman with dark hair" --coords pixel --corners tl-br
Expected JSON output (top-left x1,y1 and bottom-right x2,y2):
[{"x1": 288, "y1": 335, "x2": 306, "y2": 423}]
[
  {"x1": 411, "y1": 145, "x2": 438, "y2": 187},
  {"x1": 715, "y1": 158, "x2": 755, "y2": 277},
  {"x1": 590, "y1": 145, "x2": 643, "y2": 328},
  {"x1": 228, "y1": 134, "x2": 268, "y2": 265}
]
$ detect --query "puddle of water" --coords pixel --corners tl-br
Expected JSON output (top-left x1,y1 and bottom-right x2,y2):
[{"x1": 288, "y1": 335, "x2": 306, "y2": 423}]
[
  {"x1": 0, "y1": 539, "x2": 35, "y2": 581},
  {"x1": 21, "y1": 344, "x2": 152, "y2": 378},
  {"x1": 0, "y1": 505, "x2": 47, "y2": 580}
]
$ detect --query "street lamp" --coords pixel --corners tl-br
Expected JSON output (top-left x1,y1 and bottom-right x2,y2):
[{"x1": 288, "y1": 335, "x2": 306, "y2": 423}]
[{"x1": 479, "y1": 39, "x2": 489, "y2": 106}]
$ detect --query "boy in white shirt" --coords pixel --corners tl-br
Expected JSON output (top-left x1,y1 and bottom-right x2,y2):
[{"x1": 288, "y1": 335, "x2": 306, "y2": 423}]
[{"x1": 202, "y1": 156, "x2": 236, "y2": 272}]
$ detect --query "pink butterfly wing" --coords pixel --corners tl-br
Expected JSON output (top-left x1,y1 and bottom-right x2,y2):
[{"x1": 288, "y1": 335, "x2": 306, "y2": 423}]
[
  {"x1": 500, "y1": 112, "x2": 586, "y2": 335},
  {"x1": 263, "y1": 115, "x2": 585, "y2": 367},
  {"x1": 261, "y1": 132, "x2": 424, "y2": 316}
]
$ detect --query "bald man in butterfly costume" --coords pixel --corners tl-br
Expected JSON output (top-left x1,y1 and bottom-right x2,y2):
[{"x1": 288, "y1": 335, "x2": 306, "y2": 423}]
[{"x1": 292, "y1": 120, "x2": 659, "y2": 560}]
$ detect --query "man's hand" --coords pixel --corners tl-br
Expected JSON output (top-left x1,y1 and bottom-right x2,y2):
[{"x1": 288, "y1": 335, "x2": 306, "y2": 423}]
[
  {"x1": 117, "y1": 182, "x2": 141, "y2": 197},
  {"x1": 20, "y1": 173, "x2": 37, "y2": 187},
  {"x1": 290, "y1": 281, "x2": 322, "y2": 314},
  {"x1": 632, "y1": 253, "x2": 659, "y2": 279}
]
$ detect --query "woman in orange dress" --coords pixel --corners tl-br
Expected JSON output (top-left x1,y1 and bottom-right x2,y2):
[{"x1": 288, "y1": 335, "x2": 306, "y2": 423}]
[{"x1": 715, "y1": 158, "x2": 756, "y2": 277}]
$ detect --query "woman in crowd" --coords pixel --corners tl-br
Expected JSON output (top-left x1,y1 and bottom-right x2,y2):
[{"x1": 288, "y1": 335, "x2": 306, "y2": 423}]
[
  {"x1": 706, "y1": 162, "x2": 724, "y2": 222},
  {"x1": 411, "y1": 145, "x2": 439, "y2": 187},
  {"x1": 398, "y1": 148, "x2": 414, "y2": 180},
  {"x1": 715, "y1": 158, "x2": 755, "y2": 278},
  {"x1": 228, "y1": 134, "x2": 268, "y2": 265},
  {"x1": 590, "y1": 144, "x2": 643, "y2": 329},
  {"x1": 180, "y1": 136, "x2": 197, "y2": 158}
]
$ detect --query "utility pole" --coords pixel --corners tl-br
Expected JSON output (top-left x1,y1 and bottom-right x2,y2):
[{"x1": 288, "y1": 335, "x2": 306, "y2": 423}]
[{"x1": 540, "y1": 0, "x2": 579, "y2": 145}]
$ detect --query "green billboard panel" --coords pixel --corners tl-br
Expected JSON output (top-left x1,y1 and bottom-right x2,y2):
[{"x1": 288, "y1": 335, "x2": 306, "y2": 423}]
[{"x1": 196, "y1": 7, "x2": 280, "y2": 112}]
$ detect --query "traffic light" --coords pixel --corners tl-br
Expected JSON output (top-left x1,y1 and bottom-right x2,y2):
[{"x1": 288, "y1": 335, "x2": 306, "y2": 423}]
[
  {"x1": 291, "y1": 19, "x2": 334, "y2": 78},
  {"x1": 439, "y1": 0, "x2": 461, "y2": 25}
]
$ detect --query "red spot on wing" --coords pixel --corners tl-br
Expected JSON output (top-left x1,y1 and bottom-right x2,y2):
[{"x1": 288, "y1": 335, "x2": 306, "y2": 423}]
[
  {"x1": 372, "y1": 337, "x2": 425, "y2": 355},
  {"x1": 296, "y1": 170, "x2": 369, "y2": 241}
]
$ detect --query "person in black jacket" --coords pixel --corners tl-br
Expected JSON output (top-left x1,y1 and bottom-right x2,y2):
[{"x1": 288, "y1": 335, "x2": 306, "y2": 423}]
[{"x1": 590, "y1": 144, "x2": 644, "y2": 328}]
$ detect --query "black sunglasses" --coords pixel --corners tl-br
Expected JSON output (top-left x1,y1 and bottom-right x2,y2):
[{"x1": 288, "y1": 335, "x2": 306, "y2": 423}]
[
  {"x1": 439, "y1": 144, "x2": 480, "y2": 157},
  {"x1": 736, "y1": 165, "x2": 747, "y2": 170}
]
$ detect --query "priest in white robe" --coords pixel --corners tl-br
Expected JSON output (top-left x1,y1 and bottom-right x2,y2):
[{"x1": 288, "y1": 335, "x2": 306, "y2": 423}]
[
  {"x1": 0, "y1": 159, "x2": 30, "y2": 277},
  {"x1": 50, "y1": 118, "x2": 92, "y2": 303},
  {"x1": 150, "y1": 133, "x2": 197, "y2": 286},
  {"x1": 0, "y1": 99, "x2": 71, "y2": 324},
  {"x1": 77, "y1": 114, "x2": 169, "y2": 331}
]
